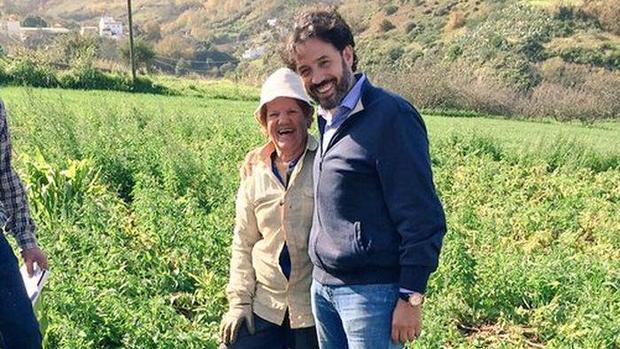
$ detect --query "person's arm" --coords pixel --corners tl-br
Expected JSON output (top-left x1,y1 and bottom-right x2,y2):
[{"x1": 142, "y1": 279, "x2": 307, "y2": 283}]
[
  {"x1": 0, "y1": 100, "x2": 47, "y2": 275},
  {"x1": 225, "y1": 179, "x2": 261, "y2": 306},
  {"x1": 376, "y1": 103, "x2": 446, "y2": 343},
  {"x1": 220, "y1": 178, "x2": 260, "y2": 344},
  {"x1": 376, "y1": 104, "x2": 446, "y2": 293}
]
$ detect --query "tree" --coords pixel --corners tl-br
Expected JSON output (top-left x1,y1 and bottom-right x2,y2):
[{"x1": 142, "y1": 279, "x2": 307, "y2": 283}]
[
  {"x1": 192, "y1": 40, "x2": 238, "y2": 72},
  {"x1": 141, "y1": 20, "x2": 162, "y2": 42},
  {"x1": 22, "y1": 15, "x2": 48, "y2": 28},
  {"x1": 120, "y1": 39, "x2": 155, "y2": 73},
  {"x1": 155, "y1": 34, "x2": 194, "y2": 60},
  {"x1": 53, "y1": 32, "x2": 98, "y2": 65}
]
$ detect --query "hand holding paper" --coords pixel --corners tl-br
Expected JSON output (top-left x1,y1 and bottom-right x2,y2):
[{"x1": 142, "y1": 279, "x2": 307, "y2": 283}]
[
  {"x1": 21, "y1": 246, "x2": 48, "y2": 276},
  {"x1": 19, "y1": 264, "x2": 49, "y2": 306}
]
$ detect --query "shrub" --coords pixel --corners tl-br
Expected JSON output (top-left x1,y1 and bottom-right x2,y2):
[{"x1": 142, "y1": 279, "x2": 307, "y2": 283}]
[
  {"x1": 554, "y1": 46, "x2": 620, "y2": 69},
  {"x1": 22, "y1": 153, "x2": 103, "y2": 223},
  {"x1": 59, "y1": 66, "x2": 171, "y2": 94},
  {"x1": 120, "y1": 39, "x2": 156, "y2": 72},
  {"x1": 130, "y1": 76, "x2": 171, "y2": 94},
  {"x1": 582, "y1": 0, "x2": 620, "y2": 35},
  {"x1": 538, "y1": 58, "x2": 589, "y2": 88},
  {"x1": 405, "y1": 21, "x2": 418, "y2": 34},
  {"x1": 60, "y1": 66, "x2": 120, "y2": 90},
  {"x1": 387, "y1": 47, "x2": 404, "y2": 63},
  {"x1": 0, "y1": 60, "x2": 8, "y2": 84},
  {"x1": 53, "y1": 32, "x2": 99, "y2": 66},
  {"x1": 6, "y1": 59, "x2": 58, "y2": 88},
  {"x1": 21, "y1": 15, "x2": 48, "y2": 28},
  {"x1": 452, "y1": 3, "x2": 558, "y2": 69},
  {"x1": 518, "y1": 37, "x2": 547, "y2": 62},
  {"x1": 446, "y1": 44, "x2": 463, "y2": 61},
  {"x1": 384, "y1": 4, "x2": 398, "y2": 16},
  {"x1": 379, "y1": 19, "x2": 396, "y2": 32},
  {"x1": 371, "y1": 58, "x2": 620, "y2": 121}
]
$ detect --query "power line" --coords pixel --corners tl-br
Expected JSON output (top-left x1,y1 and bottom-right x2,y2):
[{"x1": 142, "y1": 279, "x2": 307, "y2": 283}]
[
  {"x1": 153, "y1": 55, "x2": 238, "y2": 65},
  {"x1": 152, "y1": 58, "x2": 224, "y2": 73}
]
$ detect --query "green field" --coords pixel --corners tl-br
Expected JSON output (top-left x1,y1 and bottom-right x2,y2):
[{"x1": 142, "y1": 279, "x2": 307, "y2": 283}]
[{"x1": 1, "y1": 85, "x2": 619, "y2": 348}]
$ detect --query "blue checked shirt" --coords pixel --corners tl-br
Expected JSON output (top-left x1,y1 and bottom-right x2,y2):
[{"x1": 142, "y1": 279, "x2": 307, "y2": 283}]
[{"x1": 0, "y1": 99, "x2": 38, "y2": 250}]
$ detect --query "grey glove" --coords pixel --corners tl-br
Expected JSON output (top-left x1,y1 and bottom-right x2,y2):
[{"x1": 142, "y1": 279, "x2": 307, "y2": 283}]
[{"x1": 219, "y1": 304, "x2": 255, "y2": 345}]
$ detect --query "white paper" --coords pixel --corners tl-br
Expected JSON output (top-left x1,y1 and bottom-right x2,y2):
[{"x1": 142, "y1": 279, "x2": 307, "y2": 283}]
[{"x1": 19, "y1": 265, "x2": 49, "y2": 306}]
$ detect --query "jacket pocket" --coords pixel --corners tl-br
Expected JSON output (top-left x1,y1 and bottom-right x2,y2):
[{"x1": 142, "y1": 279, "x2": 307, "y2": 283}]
[{"x1": 314, "y1": 221, "x2": 372, "y2": 273}]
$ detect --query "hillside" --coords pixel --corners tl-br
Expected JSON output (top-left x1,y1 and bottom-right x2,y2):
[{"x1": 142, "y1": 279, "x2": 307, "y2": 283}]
[{"x1": 3, "y1": 0, "x2": 619, "y2": 69}]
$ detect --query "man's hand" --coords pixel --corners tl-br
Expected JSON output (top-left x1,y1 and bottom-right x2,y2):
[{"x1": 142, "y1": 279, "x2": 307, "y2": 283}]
[
  {"x1": 391, "y1": 299, "x2": 422, "y2": 344},
  {"x1": 219, "y1": 304, "x2": 255, "y2": 345},
  {"x1": 239, "y1": 142, "x2": 273, "y2": 180},
  {"x1": 239, "y1": 148, "x2": 259, "y2": 180},
  {"x1": 21, "y1": 246, "x2": 48, "y2": 276}
]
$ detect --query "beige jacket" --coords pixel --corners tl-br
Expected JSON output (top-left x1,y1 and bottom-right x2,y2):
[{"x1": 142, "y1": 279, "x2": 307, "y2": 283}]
[{"x1": 226, "y1": 136, "x2": 317, "y2": 329}]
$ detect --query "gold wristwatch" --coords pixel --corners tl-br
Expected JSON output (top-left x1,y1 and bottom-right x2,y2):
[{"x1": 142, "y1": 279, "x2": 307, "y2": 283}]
[{"x1": 399, "y1": 292, "x2": 425, "y2": 307}]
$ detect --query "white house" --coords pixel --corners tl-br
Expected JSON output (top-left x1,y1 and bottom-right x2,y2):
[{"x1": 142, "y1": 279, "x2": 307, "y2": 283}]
[
  {"x1": 99, "y1": 16, "x2": 123, "y2": 40},
  {"x1": 242, "y1": 46, "x2": 266, "y2": 60}
]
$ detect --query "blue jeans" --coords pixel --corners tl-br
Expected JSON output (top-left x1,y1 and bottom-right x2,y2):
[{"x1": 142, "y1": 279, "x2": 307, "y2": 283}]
[
  {"x1": 0, "y1": 234, "x2": 41, "y2": 349},
  {"x1": 311, "y1": 280, "x2": 403, "y2": 349}
]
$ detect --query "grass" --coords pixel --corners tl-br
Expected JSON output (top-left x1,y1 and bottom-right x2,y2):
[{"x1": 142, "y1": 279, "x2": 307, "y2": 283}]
[
  {"x1": 152, "y1": 76, "x2": 260, "y2": 101},
  {"x1": 0, "y1": 85, "x2": 618, "y2": 348},
  {"x1": 425, "y1": 114, "x2": 620, "y2": 155}
]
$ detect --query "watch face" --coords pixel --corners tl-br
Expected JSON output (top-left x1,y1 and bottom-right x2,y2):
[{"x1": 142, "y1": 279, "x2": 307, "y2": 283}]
[{"x1": 409, "y1": 293, "x2": 424, "y2": 306}]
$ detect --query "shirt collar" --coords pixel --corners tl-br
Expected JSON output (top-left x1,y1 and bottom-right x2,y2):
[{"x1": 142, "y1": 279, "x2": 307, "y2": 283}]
[
  {"x1": 318, "y1": 73, "x2": 366, "y2": 118},
  {"x1": 256, "y1": 134, "x2": 318, "y2": 165}
]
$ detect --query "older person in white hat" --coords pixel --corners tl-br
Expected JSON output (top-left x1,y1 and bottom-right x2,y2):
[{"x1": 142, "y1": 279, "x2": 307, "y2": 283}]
[{"x1": 219, "y1": 68, "x2": 319, "y2": 349}]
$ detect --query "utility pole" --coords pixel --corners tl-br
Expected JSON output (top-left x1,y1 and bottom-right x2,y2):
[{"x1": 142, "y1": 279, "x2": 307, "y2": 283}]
[{"x1": 127, "y1": 0, "x2": 136, "y2": 83}]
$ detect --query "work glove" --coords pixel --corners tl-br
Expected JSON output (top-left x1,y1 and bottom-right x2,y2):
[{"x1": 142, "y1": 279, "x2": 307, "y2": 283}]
[{"x1": 219, "y1": 304, "x2": 255, "y2": 345}]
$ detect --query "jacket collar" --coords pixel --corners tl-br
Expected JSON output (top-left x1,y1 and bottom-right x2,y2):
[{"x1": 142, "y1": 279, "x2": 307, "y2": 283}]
[
  {"x1": 349, "y1": 74, "x2": 374, "y2": 117},
  {"x1": 256, "y1": 134, "x2": 318, "y2": 166}
]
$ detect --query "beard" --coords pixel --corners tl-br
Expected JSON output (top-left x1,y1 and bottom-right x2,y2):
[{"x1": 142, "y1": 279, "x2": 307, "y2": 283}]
[{"x1": 308, "y1": 59, "x2": 355, "y2": 110}]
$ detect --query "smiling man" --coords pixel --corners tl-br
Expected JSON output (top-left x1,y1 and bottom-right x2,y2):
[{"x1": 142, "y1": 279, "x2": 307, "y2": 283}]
[{"x1": 282, "y1": 9, "x2": 447, "y2": 349}]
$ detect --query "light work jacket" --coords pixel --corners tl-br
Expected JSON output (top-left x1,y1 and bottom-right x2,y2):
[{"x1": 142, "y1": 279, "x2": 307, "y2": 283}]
[{"x1": 226, "y1": 136, "x2": 317, "y2": 329}]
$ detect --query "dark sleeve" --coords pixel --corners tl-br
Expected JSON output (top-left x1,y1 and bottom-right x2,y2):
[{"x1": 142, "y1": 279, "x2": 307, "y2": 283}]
[
  {"x1": 0, "y1": 99, "x2": 38, "y2": 250},
  {"x1": 376, "y1": 102, "x2": 446, "y2": 293}
]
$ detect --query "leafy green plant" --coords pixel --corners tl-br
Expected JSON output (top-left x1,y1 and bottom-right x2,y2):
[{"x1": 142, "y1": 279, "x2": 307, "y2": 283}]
[
  {"x1": 0, "y1": 83, "x2": 617, "y2": 349},
  {"x1": 6, "y1": 58, "x2": 58, "y2": 88}
]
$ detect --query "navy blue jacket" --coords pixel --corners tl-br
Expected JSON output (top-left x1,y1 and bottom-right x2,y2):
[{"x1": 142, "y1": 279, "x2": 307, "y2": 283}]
[{"x1": 308, "y1": 78, "x2": 446, "y2": 293}]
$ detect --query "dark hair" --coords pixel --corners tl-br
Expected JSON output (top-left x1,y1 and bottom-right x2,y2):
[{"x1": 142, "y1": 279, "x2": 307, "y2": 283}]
[{"x1": 282, "y1": 8, "x2": 358, "y2": 72}]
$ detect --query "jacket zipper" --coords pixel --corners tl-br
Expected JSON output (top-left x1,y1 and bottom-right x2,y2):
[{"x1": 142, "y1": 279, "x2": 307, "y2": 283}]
[{"x1": 314, "y1": 111, "x2": 362, "y2": 266}]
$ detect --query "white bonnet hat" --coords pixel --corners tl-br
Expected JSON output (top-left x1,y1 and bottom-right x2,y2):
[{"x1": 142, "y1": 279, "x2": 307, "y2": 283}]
[{"x1": 254, "y1": 68, "x2": 313, "y2": 123}]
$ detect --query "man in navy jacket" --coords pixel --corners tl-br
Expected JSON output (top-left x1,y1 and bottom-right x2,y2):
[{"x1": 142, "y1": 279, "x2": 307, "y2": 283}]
[{"x1": 282, "y1": 8, "x2": 447, "y2": 349}]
